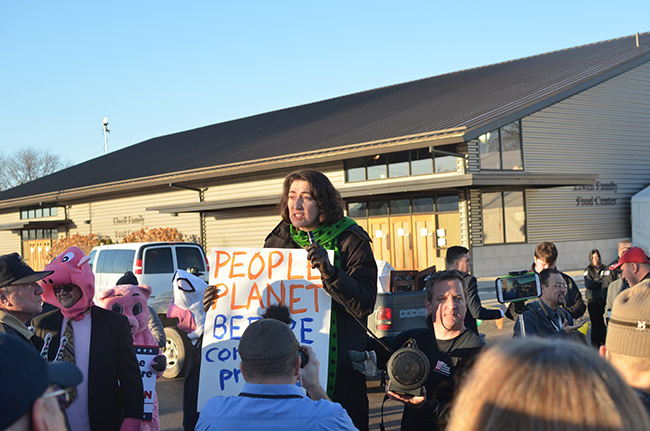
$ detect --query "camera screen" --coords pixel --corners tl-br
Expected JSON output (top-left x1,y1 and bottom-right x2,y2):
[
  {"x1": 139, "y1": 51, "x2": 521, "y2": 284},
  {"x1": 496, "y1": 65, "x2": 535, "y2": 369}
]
[{"x1": 496, "y1": 272, "x2": 541, "y2": 303}]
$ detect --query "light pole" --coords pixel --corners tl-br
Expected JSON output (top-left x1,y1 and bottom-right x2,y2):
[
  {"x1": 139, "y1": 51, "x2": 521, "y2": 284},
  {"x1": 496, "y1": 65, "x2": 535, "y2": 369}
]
[{"x1": 102, "y1": 117, "x2": 110, "y2": 155}]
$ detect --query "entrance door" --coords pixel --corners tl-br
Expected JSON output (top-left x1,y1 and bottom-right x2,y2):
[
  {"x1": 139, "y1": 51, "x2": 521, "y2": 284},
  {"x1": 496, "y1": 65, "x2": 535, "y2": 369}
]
[
  {"x1": 390, "y1": 216, "x2": 413, "y2": 270},
  {"x1": 368, "y1": 218, "x2": 391, "y2": 263},
  {"x1": 25, "y1": 239, "x2": 52, "y2": 271},
  {"x1": 412, "y1": 214, "x2": 436, "y2": 271}
]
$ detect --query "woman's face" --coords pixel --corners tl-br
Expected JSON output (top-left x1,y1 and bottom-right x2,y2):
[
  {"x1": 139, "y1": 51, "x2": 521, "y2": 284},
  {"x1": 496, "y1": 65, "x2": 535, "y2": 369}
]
[
  {"x1": 287, "y1": 180, "x2": 320, "y2": 231},
  {"x1": 591, "y1": 253, "x2": 601, "y2": 267}
]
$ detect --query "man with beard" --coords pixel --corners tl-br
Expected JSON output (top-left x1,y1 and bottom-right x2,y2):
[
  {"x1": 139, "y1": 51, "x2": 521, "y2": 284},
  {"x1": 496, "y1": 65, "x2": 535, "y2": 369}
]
[
  {"x1": 370, "y1": 270, "x2": 484, "y2": 431},
  {"x1": 514, "y1": 268, "x2": 585, "y2": 338}
]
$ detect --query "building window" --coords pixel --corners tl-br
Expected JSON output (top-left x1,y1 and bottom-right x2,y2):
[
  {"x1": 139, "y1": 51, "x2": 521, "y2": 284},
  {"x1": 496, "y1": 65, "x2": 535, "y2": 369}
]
[
  {"x1": 21, "y1": 228, "x2": 58, "y2": 240},
  {"x1": 20, "y1": 205, "x2": 58, "y2": 220},
  {"x1": 478, "y1": 120, "x2": 523, "y2": 171},
  {"x1": 344, "y1": 145, "x2": 463, "y2": 183},
  {"x1": 348, "y1": 195, "x2": 459, "y2": 216},
  {"x1": 482, "y1": 191, "x2": 526, "y2": 244}
]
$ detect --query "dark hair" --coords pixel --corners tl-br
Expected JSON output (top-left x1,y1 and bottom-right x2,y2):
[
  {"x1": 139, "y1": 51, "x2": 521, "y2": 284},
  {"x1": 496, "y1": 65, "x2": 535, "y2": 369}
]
[
  {"x1": 589, "y1": 249, "x2": 601, "y2": 262},
  {"x1": 534, "y1": 242, "x2": 558, "y2": 265},
  {"x1": 279, "y1": 170, "x2": 344, "y2": 226},
  {"x1": 240, "y1": 353, "x2": 298, "y2": 380},
  {"x1": 261, "y1": 303, "x2": 293, "y2": 325},
  {"x1": 539, "y1": 267, "x2": 561, "y2": 286},
  {"x1": 425, "y1": 270, "x2": 465, "y2": 303},
  {"x1": 446, "y1": 246, "x2": 469, "y2": 266}
]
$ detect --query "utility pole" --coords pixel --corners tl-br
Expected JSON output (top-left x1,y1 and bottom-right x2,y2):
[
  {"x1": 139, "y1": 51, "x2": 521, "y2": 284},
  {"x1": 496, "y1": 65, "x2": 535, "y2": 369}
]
[{"x1": 102, "y1": 117, "x2": 110, "y2": 155}]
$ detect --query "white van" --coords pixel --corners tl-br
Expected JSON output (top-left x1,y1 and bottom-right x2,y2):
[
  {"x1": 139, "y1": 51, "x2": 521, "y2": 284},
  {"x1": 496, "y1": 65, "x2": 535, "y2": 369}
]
[
  {"x1": 88, "y1": 242, "x2": 209, "y2": 378},
  {"x1": 88, "y1": 242, "x2": 209, "y2": 301}
]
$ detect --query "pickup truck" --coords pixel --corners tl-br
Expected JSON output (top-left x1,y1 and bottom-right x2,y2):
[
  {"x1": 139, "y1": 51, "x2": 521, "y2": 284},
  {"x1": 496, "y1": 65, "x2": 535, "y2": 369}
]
[{"x1": 366, "y1": 266, "x2": 435, "y2": 338}]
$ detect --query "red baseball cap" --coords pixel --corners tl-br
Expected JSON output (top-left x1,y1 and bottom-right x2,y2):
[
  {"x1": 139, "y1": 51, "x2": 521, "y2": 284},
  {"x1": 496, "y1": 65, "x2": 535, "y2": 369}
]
[{"x1": 610, "y1": 247, "x2": 650, "y2": 270}]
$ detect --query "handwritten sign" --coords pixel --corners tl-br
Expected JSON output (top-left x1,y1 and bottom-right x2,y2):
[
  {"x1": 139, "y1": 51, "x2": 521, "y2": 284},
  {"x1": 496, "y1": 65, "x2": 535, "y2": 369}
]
[
  {"x1": 135, "y1": 346, "x2": 159, "y2": 421},
  {"x1": 197, "y1": 247, "x2": 332, "y2": 410}
]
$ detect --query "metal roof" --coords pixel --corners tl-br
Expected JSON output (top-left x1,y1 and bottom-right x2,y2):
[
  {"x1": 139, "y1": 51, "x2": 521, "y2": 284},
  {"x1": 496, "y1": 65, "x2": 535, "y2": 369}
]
[{"x1": 1, "y1": 32, "x2": 649, "y2": 205}]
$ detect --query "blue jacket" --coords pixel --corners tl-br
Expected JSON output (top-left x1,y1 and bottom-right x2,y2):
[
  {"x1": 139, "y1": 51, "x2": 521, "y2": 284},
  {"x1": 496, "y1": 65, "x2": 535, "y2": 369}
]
[{"x1": 196, "y1": 383, "x2": 357, "y2": 431}]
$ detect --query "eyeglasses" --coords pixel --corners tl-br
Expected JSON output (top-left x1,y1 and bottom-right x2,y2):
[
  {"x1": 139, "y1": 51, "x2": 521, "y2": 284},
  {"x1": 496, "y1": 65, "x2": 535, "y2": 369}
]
[
  {"x1": 52, "y1": 285, "x2": 76, "y2": 294},
  {"x1": 42, "y1": 388, "x2": 70, "y2": 410}
]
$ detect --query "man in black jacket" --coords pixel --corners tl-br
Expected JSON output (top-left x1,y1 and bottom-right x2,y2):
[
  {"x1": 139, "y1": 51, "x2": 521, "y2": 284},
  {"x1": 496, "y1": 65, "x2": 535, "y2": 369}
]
[
  {"x1": 0, "y1": 252, "x2": 52, "y2": 344},
  {"x1": 371, "y1": 270, "x2": 484, "y2": 431},
  {"x1": 445, "y1": 246, "x2": 503, "y2": 334}
]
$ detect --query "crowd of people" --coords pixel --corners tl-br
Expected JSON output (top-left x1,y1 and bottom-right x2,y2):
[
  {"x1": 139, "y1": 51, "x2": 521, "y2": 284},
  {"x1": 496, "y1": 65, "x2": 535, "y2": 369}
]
[{"x1": 1, "y1": 169, "x2": 649, "y2": 431}]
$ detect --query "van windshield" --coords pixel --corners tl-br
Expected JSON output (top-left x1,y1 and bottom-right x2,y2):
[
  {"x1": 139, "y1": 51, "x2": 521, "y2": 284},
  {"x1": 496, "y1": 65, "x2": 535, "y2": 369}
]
[{"x1": 177, "y1": 246, "x2": 206, "y2": 273}]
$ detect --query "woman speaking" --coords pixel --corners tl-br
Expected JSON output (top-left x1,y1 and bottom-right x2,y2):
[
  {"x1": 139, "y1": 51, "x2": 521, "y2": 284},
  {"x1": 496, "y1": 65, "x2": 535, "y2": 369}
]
[{"x1": 264, "y1": 169, "x2": 377, "y2": 431}]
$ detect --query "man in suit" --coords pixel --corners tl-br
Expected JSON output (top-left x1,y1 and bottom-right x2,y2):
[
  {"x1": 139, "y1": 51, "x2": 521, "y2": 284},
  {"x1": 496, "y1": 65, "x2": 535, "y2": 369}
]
[
  {"x1": 31, "y1": 246, "x2": 143, "y2": 431},
  {"x1": 445, "y1": 246, "x2": 503, "y2": 334}
]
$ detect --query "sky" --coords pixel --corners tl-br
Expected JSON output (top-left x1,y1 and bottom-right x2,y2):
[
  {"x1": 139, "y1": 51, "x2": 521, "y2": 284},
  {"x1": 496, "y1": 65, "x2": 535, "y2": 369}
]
[{"x1": 2, "y1": 1, "x2": 649, "y2": 166}]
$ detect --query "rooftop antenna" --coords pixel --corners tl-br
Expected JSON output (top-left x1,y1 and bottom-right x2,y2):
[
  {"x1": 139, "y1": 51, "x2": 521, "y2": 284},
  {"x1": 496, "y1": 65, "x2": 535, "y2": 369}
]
[{"x1": 102, "y1": 117, "x2": 110, "y2": 155}]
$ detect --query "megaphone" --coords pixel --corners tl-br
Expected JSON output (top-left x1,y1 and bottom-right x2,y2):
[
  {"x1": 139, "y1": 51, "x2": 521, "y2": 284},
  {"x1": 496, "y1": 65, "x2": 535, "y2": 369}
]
[{"x1": 386, "y1": 338, "x2": 430, "y2": 397}]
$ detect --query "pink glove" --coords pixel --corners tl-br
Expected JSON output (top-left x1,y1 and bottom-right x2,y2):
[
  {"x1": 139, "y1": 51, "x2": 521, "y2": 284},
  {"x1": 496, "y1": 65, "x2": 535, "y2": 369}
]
[{"x1": 120, "y1": 418, "x2": 141, "y2": 431}]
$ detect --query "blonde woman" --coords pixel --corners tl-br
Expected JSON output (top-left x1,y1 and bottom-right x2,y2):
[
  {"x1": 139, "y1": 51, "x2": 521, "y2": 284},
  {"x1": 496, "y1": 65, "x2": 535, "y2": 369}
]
[{"x1": 447, "y1": 337, "x2": 650, "y2": 431}]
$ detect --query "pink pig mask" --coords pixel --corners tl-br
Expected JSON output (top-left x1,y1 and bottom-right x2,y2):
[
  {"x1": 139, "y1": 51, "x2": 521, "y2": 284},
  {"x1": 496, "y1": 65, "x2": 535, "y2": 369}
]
[
  {"x1": 40, "y1": 246, "x2": 95, "y2": 321},
  {"x1": 98, "y1": 284, "x2": 155, "y2": 345}
]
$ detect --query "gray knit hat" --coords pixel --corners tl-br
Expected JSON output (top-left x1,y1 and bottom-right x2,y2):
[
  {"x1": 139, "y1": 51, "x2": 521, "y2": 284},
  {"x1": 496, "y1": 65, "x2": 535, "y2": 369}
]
[{"x1": 606, "y1": 280, "x2": 650, "y2": 357}]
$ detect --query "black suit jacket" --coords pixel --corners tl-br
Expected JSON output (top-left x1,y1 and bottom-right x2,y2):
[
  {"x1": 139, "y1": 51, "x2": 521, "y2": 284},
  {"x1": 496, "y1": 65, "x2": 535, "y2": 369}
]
[
  {"x1": 32, "y1": 306, "x2": 144, "y2": 431},
  {"x1": 461, "y1": 273, "x2": 502, "y2": 334}
]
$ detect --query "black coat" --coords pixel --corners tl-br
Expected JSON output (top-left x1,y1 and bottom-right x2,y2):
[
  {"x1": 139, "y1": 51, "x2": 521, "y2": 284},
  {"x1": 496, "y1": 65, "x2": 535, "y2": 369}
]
[
  {"x1": 461, "y1": 273, "x2": 502, "y2": 334},
  {"x1": 32, "y1": 306, "x2": 144, "y2": 431},
  {"x1": 583, "y1": 263, "x2": 607, "y2": 302}
]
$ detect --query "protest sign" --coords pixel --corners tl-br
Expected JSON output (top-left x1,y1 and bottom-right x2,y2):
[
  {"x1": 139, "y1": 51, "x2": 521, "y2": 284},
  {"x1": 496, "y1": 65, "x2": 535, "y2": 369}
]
[
  {"x1": 197, "y1": 247, "x2": 332, "y2": 410},
  {"x1": 135, "y1": 345, "x2": 159, "y2": 420}
]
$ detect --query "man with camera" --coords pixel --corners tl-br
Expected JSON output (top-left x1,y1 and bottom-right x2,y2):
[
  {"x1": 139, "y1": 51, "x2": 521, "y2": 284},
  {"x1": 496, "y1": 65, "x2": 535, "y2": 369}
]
[
  {"x1": 507, "y1": 242, "x2": 586, "y2": 322},
  {"x1": 370, "y1": 270, "x2": 484, "y2": 431},
  {"x1": 196, "y1": 318, "x2": 357, "y2": 431},
  {"x1": 513, "y1": 268, "x2": 585, "y2": 338}
]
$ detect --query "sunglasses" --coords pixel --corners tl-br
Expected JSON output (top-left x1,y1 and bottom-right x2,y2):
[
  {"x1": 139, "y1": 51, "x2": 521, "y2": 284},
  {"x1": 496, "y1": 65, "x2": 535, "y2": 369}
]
[
  {"x1": 42, "y1": 387, "x2": 71, "y2": 410},
  {"x1": 52, "y1": 285, "x2": 76, "y2": 294}
]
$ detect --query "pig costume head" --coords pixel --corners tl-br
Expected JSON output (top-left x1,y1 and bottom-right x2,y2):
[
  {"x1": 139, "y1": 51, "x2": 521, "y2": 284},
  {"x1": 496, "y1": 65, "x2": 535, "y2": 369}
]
[
  {"x1": 40, "y1": 246, "x2": 95, "y2": 321},
  {"x1": 98, "y1": 282, "x2": 156, "y2": 346},
  {"x1": 166, "y1": 269, "x2": 207, "y2": 343}
]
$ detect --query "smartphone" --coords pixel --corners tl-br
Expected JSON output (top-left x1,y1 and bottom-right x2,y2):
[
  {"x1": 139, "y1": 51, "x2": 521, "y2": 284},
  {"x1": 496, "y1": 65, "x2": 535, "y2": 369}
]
[{"x1": 495, "y1": 272, "x2": 541, "y2": 304}]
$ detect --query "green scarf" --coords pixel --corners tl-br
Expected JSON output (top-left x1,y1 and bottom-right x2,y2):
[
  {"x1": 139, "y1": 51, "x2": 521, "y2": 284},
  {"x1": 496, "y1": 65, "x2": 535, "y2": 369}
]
[{"x1": 290, "y1": 216, "x2": 357, "y2": 398}]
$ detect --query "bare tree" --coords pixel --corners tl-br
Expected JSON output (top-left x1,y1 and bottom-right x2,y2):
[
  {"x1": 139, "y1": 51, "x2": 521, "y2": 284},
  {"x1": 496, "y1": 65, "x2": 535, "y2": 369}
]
[{"x1": 0, "y1": 148, "x2": 71, "y2": 191}]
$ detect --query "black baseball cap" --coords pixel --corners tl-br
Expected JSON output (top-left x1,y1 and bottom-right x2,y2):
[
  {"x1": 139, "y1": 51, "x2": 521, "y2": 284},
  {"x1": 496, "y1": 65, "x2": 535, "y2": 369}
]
[
  {"x1": 0, "y1": 252, "x2": 53, "y2": 288},
  {"x1": 0, "y1": 333, "x2": 82, "y2": 428}
]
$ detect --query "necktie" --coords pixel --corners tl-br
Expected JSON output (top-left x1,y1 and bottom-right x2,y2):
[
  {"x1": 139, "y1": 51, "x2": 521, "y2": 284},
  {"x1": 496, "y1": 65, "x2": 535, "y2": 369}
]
[{"x1": 61, "y1": 319, "x2": 78, "y2": 404}]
